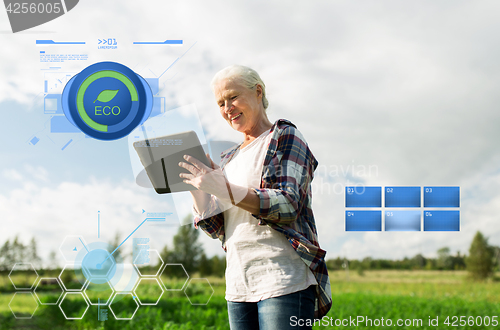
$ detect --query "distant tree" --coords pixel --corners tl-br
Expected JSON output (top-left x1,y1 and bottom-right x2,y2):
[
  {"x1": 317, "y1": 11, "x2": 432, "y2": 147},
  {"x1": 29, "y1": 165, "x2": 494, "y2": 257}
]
[
  {"x1": 411, "y1": 254, "x2": 426, "y2": 269},
  {"x1": 11, "y1": 236, "x2": 26, "y2": 262},
  {"x1": 356, "y1": 263, "x2": 365, "y2": 276},
  {"x1": 199, "y1": 253, "x2": 212, "y2": 276},
  {"x1": 466, "y1": 231, "x2": 494, "y2": 280},
  {"x1": 108, "y1": 231, "x2": 124, "y2": 263},
  {"x1": 0, "y1": 236, "x2": 41, "y2": 271},
  {"x1": 492, "y1": 246, "x2": 500, "y2": 271},
  {"x1": 362, "y1": 257, "x2": 372, "y2": 270},
  {"x1": 210, "y1": 255, "x2": 226, "y2": 277},
  {"x1": 27, "y1": 237, "x2": 42, "y2": 269},
  {"x1": 0, "y1": 239, "x2": 13, "y2": 271},
  {"x1": 425, "y1": 258, "x2": 437, "y2": 270},
  {"x1": 437, "y1": 247, "x2": 452, "y2": 270},
  {"x1": 47, "y1": 250, "x2": 59, "y2": 270},
  {"x1": 111, "y1": 231, "x2": 121, "y2": 247},
  {"x1": 160, "y1": 245, "x2": 174, "y2": 264},
  {"x1": 349, "y1": 259, "x2": 360, "y2": 271},
  {"x1": 401, "y1": 256, "x2": 412, "y2": 270},
  {"x1": 326, "y1": 257, "x2": 343, "y2": 270},
  {"x1": 160, "y1": 215, "x2": 204, "y2": 276},
  {"x1": 450, "y1": 251, "x2": 466, "y2": 270},
  {"x1": 171, "y1": 221, "x2": 203, "y2": 273}
]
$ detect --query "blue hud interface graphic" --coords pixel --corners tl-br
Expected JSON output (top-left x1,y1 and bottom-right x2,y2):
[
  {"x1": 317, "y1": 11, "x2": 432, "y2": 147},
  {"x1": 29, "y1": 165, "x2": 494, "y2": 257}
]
[
  {"x1": 6, "y1": 1, "x2": 500, "y2": 328},
  {"x1": 345, "y1": 186, "x2": 460, "y2": 231}
]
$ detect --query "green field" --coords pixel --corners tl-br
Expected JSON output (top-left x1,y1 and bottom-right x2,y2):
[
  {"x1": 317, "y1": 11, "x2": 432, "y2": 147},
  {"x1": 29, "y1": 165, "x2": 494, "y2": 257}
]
[{"x1": 1, "y1": 270, "x2": 500, "y2": 329}]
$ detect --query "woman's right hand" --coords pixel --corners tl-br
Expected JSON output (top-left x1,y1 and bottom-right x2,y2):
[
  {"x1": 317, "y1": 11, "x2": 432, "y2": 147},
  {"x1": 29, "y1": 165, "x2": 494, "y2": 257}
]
[
  {"x1": 187, "y1": 153, "x2": 217, "y2": 213},
  {"x1": 179, "y1": 153, "x2": 230, "y2": 199}
]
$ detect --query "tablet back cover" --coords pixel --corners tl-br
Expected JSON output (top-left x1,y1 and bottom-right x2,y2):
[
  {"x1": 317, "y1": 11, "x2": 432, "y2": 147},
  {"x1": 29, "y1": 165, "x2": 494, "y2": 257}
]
[{"x1": 133, "y1": 131, "x2": 210, "y2": 194}]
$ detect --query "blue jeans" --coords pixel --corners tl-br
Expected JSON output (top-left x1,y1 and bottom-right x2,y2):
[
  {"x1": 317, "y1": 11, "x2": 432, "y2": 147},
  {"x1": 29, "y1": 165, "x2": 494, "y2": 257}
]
[{"x1": 227, "y1": 285, "x2": 316, "y2": 330}]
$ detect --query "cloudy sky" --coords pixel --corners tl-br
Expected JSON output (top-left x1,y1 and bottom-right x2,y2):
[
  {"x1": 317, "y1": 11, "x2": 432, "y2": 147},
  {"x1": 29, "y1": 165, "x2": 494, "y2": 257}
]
[{"x1": 1, "y1": 0, "x2": 499, "y2": 265}]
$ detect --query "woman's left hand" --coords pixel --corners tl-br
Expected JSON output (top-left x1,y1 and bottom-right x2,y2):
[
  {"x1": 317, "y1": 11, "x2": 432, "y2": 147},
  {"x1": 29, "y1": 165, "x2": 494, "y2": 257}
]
[{"x1": 179, "y1": 154, "x2": 231, "y2": 200}]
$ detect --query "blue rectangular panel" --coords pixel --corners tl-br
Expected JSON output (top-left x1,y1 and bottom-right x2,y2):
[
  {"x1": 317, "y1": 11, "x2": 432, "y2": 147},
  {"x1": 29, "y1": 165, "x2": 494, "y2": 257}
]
[
  {"x1": 385, "y1": 210, "x2": 421, "y2": 231},
  {"x1": 385, "y1": 186, "x2": 421, "y2": 207},
  {"x1": 424, "y1": 211, "x2": 460, "y2": 231},
  {"x1": 345, "y1": 187, "x2": 381, "y2": 207},
  {"x1": 145, "y1": 78, "x2": 159, "y2": 95},
  {"x1": 50, "y1": 116, "x2": 80, "y2": 133},
  {"x1": 44, "y1": 94, "x2": 63, "y2": 114},
  {"x1": 346, "y1": 210, "x2": 382, "y2": 231},
  {"x1": 424, "y1": 187, "x2": 460, "y2": 207}
]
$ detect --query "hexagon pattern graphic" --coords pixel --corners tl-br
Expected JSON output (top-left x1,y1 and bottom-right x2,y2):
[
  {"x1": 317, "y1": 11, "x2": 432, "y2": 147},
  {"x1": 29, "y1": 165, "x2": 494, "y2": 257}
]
[
  {"x1": 184, "y1": 278, "x2": 214, "y2": 305},
  {"x1": 110, "y1": 263, "x2": 140, "y2": 292},
  {"x1": 9, "y1": 263, "x2": 39, "y2": 290},
  {"x1": 59, "y1": 264, "x2": 88, "y2": 291},
  {"x1": 6, "y1": 234, "x2": 217, "y2": 321},
  {"x1": 133, "y1": 249, "x2": 164, "y2": 277},
  {"x1": 84, "y1": 281, "x2": 115, "y2": 305},
  {"x1": 59, "y1": 235, "x2": 89, "y2": 263},
  {"x1": 82, "y1": 248, "x2": 117, "y2": 284},
  {"x1": 109, "y1": 292, "x2": 140, "y2": 320},
  {"x1": 34, "y1": 277, "x2": 64, "y2": 305},
  {"x1": 134, "y1": 278, "x2": 164, "y2": 305},
  {"x1": 160, "y1": 264, "x2": 189, "y2": 291},
  {"x1": 9, "y1": 292, "x2": 38, "y2": 319},
  {"x1": 59, "y1": 292, "x2": 90, "y2": 320}
]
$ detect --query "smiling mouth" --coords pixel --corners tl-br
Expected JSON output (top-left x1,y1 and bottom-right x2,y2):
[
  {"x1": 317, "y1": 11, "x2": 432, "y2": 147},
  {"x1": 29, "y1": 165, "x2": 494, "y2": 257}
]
[{"x1": 230, "y1": 113, "x2": 242, "y2": 121}]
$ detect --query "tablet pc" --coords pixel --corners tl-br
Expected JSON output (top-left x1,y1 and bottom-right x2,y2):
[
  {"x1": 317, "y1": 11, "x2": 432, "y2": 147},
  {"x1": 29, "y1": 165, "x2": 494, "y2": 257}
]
[{"x1": 133, "y1": 131, "x2": 210, "y2": 194}]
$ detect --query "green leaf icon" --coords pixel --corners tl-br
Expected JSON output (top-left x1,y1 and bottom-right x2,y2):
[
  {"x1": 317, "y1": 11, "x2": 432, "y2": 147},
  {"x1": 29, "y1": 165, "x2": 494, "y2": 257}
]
[{"x1": 93, "y1": 90, "x2": 119, "y2": 103}]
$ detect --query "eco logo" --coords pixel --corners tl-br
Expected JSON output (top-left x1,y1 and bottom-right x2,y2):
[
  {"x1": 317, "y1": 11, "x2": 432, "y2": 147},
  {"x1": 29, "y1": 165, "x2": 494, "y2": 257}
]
[
  {"x1": 4, "y1": 0, "x2": 79, "y2": 33},
  {"x1": 62, "y1": 62, "x2": 153, "y2": 141}
]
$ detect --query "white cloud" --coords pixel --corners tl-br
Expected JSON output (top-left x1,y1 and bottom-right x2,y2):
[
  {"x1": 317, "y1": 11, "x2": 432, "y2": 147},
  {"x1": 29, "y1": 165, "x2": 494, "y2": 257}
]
[
  {"x1": 23, "y1": 164, "x2": 49, "y2": 182},
  {"x1": 1, "y1": 0, "x2": 500, "y2": 261},
  {"x1": 2, "y1": 169, "x2": 23, "y2": 181}
]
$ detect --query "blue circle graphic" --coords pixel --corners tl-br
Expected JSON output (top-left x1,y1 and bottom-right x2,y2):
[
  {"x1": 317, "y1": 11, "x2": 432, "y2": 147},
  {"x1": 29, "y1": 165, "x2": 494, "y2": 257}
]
[
  {"x1": 62, "y1": 61, "x2": 153, "y2": 141},
  {"x1": 82, "y1": 248, "x2": 117, "y2": 284}
]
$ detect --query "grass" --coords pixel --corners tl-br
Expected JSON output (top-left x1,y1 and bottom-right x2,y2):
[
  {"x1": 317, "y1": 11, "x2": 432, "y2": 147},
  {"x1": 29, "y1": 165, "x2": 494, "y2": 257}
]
[
  {"x1": 329, "y1": 270, "x2": 500, "y2": 302},
  {"x1": 1, "y1": 270, "x2": 499, "y2": 329},
  {"x1": 319, "y1": 270, "x2": 500, "y2": 329}
]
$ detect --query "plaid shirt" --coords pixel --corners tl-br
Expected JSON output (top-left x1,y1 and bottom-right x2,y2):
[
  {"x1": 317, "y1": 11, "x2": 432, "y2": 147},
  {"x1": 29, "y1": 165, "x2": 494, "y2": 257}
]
[{"x1": 193, "y1": 119, "x2": 332, "y2": 318}]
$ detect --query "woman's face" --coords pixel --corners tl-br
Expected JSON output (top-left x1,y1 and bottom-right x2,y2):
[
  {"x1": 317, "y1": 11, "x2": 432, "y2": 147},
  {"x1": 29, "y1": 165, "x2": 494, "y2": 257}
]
[{"x1": 214, "y1": 78, "x2": 264, "y2": 134}]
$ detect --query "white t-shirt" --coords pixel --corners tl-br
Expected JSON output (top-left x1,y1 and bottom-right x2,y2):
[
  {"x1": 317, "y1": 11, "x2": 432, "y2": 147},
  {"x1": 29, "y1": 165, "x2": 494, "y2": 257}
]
[{"x1": 223, "y1": 129, "x2": 317, "y2": 302}]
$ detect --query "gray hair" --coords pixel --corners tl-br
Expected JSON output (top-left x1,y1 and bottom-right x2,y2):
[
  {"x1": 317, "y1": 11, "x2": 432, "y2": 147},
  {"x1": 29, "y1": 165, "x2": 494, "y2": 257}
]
[{"x1": 211, "y1": 65, "x2": 269, "y2": 110}]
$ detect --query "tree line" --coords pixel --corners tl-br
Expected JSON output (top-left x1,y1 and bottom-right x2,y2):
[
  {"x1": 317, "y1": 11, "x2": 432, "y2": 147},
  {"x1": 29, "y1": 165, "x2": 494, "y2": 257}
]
[
  {"x1": 328, "y1": 232, "x2": 498, "y2": 280},
  {"x1": 159, "y1": 216, "x2": 226, "y2": 278},
  {"x1": 0, "y1": 236, "x2": 44, "y2": 271},
  {"x1": 0, "y1": 215, "x2": 226, "y2": 278},
  {"x1": 0, "y1": 225, "x2": 497, "y2": 281}
]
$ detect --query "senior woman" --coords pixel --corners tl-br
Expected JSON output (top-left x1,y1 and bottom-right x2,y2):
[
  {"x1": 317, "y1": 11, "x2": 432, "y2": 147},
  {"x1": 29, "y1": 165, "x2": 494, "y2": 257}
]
[{"x1": 178, "y1": 65, "x2": 332, "y2": 330}]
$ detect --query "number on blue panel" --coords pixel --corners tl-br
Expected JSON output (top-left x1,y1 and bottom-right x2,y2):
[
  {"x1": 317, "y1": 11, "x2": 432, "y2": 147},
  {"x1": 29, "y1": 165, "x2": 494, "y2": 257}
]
[
  {"x1": 425, "y1": 212, "x2": 432, "y2": 217},
  {"x1": 386, "y1": 212, "x2": 393, "y2": 216},
  {"x1": 425, "y1": 188, "x2": 433, "y2": 193},
  {"x1": 386, "y1": 188, "x2": 393, "y2": 193}
]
